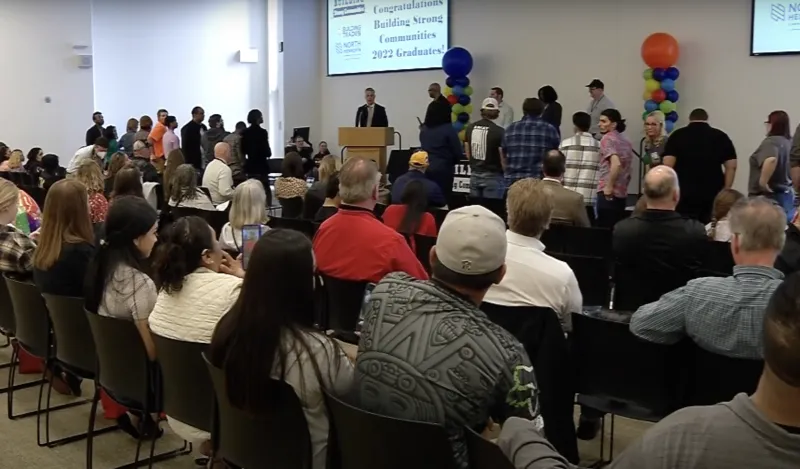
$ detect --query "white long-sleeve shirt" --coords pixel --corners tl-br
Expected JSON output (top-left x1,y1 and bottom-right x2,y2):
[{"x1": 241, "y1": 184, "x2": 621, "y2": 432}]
[
  {"x1": 201, "y1": 158, "x2": 234, "y2": 204},
  {"x1": 498, "y1": 101, "x2": 515, "y2": 128}
]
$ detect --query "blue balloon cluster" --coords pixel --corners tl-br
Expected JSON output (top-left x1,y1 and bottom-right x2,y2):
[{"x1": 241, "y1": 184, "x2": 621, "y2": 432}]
[
  {"x1": 642, "y1": 66, "x2": 680, "y2": 133},
  {"x1": 442, "y1": 47, "x2": 473, "y2": 139}
]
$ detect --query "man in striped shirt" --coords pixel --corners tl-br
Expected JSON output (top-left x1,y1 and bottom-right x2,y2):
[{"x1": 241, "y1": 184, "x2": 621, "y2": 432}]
[{"x1": 560, "y1": 112, "x2": 601, "y2": 209}]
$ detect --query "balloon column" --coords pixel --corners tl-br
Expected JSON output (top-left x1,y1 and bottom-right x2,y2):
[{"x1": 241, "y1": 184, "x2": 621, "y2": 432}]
[
  {"x1": 441, "y1": 47, "x2": 474, "y2": 142},
  {"x1": 641, "y1": 33, "x2": 680, "y2": 133}
]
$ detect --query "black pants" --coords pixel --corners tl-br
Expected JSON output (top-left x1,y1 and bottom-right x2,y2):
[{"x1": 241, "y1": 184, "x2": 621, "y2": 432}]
[
  {"x1": 247, "y1": 172, "x2": 273, "y2": 208},
  {"x1": 596, "y1": 195, "x2": 626, "y2": 228}
]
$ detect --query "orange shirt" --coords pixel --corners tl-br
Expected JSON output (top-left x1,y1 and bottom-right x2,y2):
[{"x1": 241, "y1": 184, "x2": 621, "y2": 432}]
[{"x1": 148, "y1": 122, "x2": 167, "y2": 160}]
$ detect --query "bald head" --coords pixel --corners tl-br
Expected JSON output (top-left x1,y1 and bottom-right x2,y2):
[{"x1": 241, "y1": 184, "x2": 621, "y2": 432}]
[
  {"x1": 214, "y1": 142, "x2": 231, "y2": 163},
  {"x1": 428, "y1": 82, "x2": 442, "y2": 99},
  {"x1": 643, "y1": 166, "x2": 679, "y2": 208},
  {"x1": 339, "y1": 157, "x2": 379, "y2": 206}
]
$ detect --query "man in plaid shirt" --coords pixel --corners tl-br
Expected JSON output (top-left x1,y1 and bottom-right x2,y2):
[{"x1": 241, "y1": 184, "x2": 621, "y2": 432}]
[
  {"x1": 560, "y1": 112, "x2": 601, "y2": 207},
  {"x1": 0, "y1": 224, "x2": 36, "y2": 274},
  {"x1": 502, "y1": 98, "x2": 560, "y2": 185}
]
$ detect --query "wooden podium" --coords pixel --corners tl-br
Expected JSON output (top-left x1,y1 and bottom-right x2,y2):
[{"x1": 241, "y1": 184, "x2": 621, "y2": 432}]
[{"x1": 338, "y1": 127, "x2": 395, "y2": 173}]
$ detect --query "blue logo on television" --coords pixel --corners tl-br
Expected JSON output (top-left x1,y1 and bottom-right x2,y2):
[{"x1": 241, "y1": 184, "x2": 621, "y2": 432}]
[{"x1": 772, "y1": 3, "x2": 786, "y2": 21}]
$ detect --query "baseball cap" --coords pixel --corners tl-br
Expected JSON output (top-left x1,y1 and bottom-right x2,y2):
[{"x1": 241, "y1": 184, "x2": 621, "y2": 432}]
[
  {"x1": 481, "y1": 97, "x2": 499, "y2": 111},
  {"x1": 409, "y1": 151, "x2": 429, "y2": 168},
  {"x1": 435, "y1": 205, "x2": 507, "y2": 275},
  {"x1": 586, "y1": 79, "x2": 605, "y2": 89}
]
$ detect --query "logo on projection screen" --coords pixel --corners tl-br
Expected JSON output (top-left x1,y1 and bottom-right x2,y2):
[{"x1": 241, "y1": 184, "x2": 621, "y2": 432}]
[
  {"x1": 332, "y1": 0, "x2": 365, "y2": 18},
  {"x1": 771, "y1": 3, "x2": 786, "y2": 21}
]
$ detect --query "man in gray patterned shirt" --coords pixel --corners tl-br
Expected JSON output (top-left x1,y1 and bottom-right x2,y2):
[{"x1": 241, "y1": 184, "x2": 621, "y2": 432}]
[
  {"x1": 354, "y1": 205, "x2": 543, "y2": 468},
  {"x1": 630, "y1": 196, "x2": 786, "y2": 359}
]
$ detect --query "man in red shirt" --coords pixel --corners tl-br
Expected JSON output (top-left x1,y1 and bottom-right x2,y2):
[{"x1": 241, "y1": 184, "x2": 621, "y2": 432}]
[{"x1": 313, "y1": 157, "x2": 427, "y2": 283}]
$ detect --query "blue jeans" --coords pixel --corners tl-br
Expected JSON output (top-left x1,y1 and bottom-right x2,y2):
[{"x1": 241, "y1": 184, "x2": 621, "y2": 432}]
[
  {"x1": 470, "y1": 173, "x2": 505, "y2": 199},
  {"x1": 770, "y1": 189, "x2": 796, "y2": 222}
]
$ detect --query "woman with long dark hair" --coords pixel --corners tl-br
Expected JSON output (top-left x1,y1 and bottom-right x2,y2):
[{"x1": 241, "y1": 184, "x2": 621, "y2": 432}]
[
  {"x1": 419, "y1": 100, "x2": 463, "y2": 197},
  {"x1": 382, "y1": 180, "x2": 437, "y2": 243},
  {"x1": 209, "y1": 229, "x2": 353, "y2": 469},
  {"x1": 596, "y1": 109, "x2": 633, "y2": 228},
  {"x1": 104, "y1": 152, "x2": 129, "y2": 197},
  {"x1": 24, "y1": 147, "x2": 43, "y2": 176},
  {"x1": 538, "y1": 85, "x2": 562, "y2": 133},
  {"x1": 40, "y1": 153, "x2": 66, "y2": 191},
  {"x1": 111, "y1": 167, "x2": 145, "y2": 200},
  {"x1": 750, "y1": 110, "x2": 794, "y2": 220}
]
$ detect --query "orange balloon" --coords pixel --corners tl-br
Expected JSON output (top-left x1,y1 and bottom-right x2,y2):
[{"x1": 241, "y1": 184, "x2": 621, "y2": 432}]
[{"x1": 641, "y1": 33, "x2": 679, "y2": 68}]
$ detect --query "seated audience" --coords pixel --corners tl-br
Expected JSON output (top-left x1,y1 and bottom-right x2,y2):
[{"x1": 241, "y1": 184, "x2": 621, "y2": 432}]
[
  {"x1": 613, "y1": 166, "x2": 707, "y2": 298},
  {"x1": 776, "y1": 212, "x2": 800, "y2": 275},
  {"x1": 313, "y1": 140, "x2": 331, "y2": 166},
  {"x1": 219, "y1": 179, "x2": 270, "y2": 252},
  {"x1": 24, "y1": 147, "x2": 43, "y2": 177},
  {"x1": 0, "y1": 179, "x2": 36, "y2": 274},
  {"x1": 382, "y1": 180, "x2": 438, "y2": 241},
  {"x1": 390, "y1": 151, "x2": 446, "y2": 207},
  {"x1": 40, "y1": 153, "x2": 66, "y2": 191},
  {"x1": 630, "y1": 196, "x2": 786, "y2": 359},
  {"x1": 163, "y1": 149, "x2": 186, "y2": 196},
  {"x1": 314, "y1": 172, "x2": 341, "y2": 223},
  {"x1": 201, "y1": 142, "x2": 234, "y2": 205},
  {"x1": 484, "y1": 178, "x2": 582, "y2": 332},
  {"x1": 313, "y1": 157, "x2": 427, "y2": 283},
  {"x1": 275, "y1": 151, "x2": 308, "y2": 200},
  {"x1": 103, "y1": 125, "x2": 119, "y2": 159},
  {"x1": 111, "y1": 167, "x2": 144, "y2": 200},
  {"x1": 0, "y1": 149, "x2": 26, "y2": 173},
  {"x1": 541, "y1": 149, "x2": 590, "y2": 227},
  {"x1": 104, "y1": 152, "x2": 129, "y2": 197},
  {"x1": 354, "y1": 205, "x2": 542, "y2": 468},
  {"x1": 286, "y1": 135, "x2": 315, "y2": 174},
  {"x1": 67, "y1": 136, "x2": 108, "y2": 174},
  {"x1": 612, "y1": 274, "x2": 800, "y2": 468},
  {"x1": 209, "y1": 229, "x2": 354, "y2": 469},
  {"x1": 150, "y1": 216, "x2": 243, "y2": 450},
  {"x1": 131, "y1": 140, "x2": 159, "y2": 183},
  {"x1": 84, "y1": 195, "x2": 160, "y2": 438},
  {"x1": 706, "y1": 188, "x2": 745, "y2": 242},
  {"x1": 168, "y1": 164, "x2": 216, "y2": 211},
  {"x1": 74, "y1": 159, "x2": 109, "y2": 223},
  {"x1": 33, "y1": 179, "x2": 96, "y2": 297},
  {"x1": 304, "y1": 155, "x2": 337, "y2": 219}
]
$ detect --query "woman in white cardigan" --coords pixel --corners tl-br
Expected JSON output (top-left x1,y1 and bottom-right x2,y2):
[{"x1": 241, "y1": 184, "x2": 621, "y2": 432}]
[{"x1": 148, "y1": 215, "x2": 245, "y2": 460}]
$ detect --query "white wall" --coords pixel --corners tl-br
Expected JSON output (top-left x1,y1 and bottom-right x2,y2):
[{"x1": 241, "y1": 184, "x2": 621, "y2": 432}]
[
  {"x1": 0, "y1": 0, "x2": 94, "y2": 158},
  {"x1": 92, "y1": 0, "x2": 269, "y2": 141},
  {"x1": 319, "y1": 0, "x2": 800, "y2": 192}
]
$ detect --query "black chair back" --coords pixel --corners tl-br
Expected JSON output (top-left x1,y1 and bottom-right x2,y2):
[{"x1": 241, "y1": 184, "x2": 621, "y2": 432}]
[
  {"x1": 703, "y1": 241, "x2": 734, "y2": 275},
  {"x1": 85, "y1": 312, "x2": 150, "y2": 405},
  {"x1": 471, "y1": 197, "x2": 507, "y2": 222},
  {"x1": 550, "y1": 253, "x2": 610, "y2": 308},
  {"x1": 562, "y1": 226, "x2": 612, "y2": 258},
  {"x1": 480, "y1": 303, "x2": 578, "y2": 463},
  {"x1": 430, "y1": 209, "x2": 448, "y2": 229},
  {"x1": 571, "y1": 313, "x2": 677, "y2": 419},
  {"x1": 279, "y1": 197, "x2": 304, "y2": 219},
  {"x1": 373, "y1": 203, "x2": 387, "y2": 219},
  {"x1": 413, "y1": 235, "x2": 436, "y2": 274},
  {"x1": 0, "y1": 276, "x2": 16, "y2": 335},
  {"x1": 464, "y1": 426, "x2": 515, "y2": 469},
  {"x1": 319, "y1": 274, "x2": 367, "y2": 331},
  {"x1": 682, "y1": 343, "x2": 763, "y2": 407},
  {"x1": 154, "y1": 183, "x2": 165, "y2": 211},
  {"x1": 171, "y1": 206, "x2": 228, "y2": 237},
  {"x1": 269, "y1": 217, "x2": 318, "y2": 239},
  {"x1": 267, "y1": 158, "x2": 284, "y2": 175},
  {"x1": 446, "y1": 192, "x2": 469, "y2": 211},
  {"x1": 152, "y1": 334, "x2": 213, "y2": 432},
  {"x1": 541, "y1": 224, "x2": 567, "y2": 254},
  {"x1": 613, "y1": 263, "x2": 687, "y2": 312},
  {"x1": 22, "y1": 185, "x2": 46, "y2": 209},
  {"x1": 42, "y1": 295, "x2": 97, "y2": 376},
  {"x1": 5, "y1": 276, "x2": 50, "y2": 358},
  {"x1": 199, "y1": 186, "x2": 212, "y2": 199},
  {"x1": 203, "y1": 353, "x2": 311, "y2": 469},
  {"x1": 325, "y1": 391, "x2": 457, "y2": 469}
]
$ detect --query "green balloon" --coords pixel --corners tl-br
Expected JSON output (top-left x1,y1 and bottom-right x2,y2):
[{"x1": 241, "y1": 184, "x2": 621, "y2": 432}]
[
  {"x1": 464, "y1": 85, "x2": 473, "y2": 96},
  {"x1": 643, "y1": 68, "x2": 653, "y2": 80},
  {"x1": 451, "y1": 112, "x2": 459, "y2": 123},
  {"x1": 645, "y1": 79, "x2": 660, "y2": 92},
  {"x1": 642, "y1": 111, "x2": 649, "y2": 121},
  {"x1": 464, "y1": 103, "x2": 474, "y2": 114},
  {"x1": 452, "y1": 104, "x2": 464, "y2": 114},
  {"x1": 659, "y1": 100, "x2": 676, "y2": 114}
]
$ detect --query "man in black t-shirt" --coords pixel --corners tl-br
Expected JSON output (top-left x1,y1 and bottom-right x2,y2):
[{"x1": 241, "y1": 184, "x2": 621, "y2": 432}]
[
  {"x1": 465, "y1": 98, "x2": 506, "y2": 199},
  {"x1": 662, "y1": 108, "x2": 737, "y2": 223}
]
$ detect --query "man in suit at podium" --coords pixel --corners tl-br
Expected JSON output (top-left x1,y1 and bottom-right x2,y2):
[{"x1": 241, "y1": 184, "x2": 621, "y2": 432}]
[{"x1": 355, "y1": 87, "x2": 388, "y2": 127}]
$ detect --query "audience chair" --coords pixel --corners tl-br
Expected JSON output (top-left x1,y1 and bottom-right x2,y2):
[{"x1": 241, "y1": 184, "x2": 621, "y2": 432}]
[
  {"x1": 540, "y1": 224, "x2": 567, "y2": 254},
  {"x1": 702, "y1": 240, "x2": 735, "y2": 275},
  {"x1": 612, "y1": 263, "x2": 688, "y2": 312},
  {"x1": 480, "y1": 303, "x2": 579, "y2": 463},
  {"x1": 373, "y1": 203, "x2": 387, "y2": 219},
  {"x1": 571, "y1": 312, "x2": 679, "y2": 464},
  {"x1": 203, "y1": 353, "x2": 311, "y2": 469},
  {"x1": 22, "y1": 185, "x2": 46, "y2": 209},
  {"x1": 269, "y1": 217, "x2": 318, "y2": 239},
  {"x1": 562, "y1": 226, "x2": 612, "y2": 259},
  {"x1": 170, "y1": 206, "x2": 228, "y2": 237},
  {"x1": 681, "y1": 343, "x2": 763, "y2": 407},
  {"x1": 151, "y1": 334, "x2": 214, "y2": 436},
  {"x1": 278, "y1": 196, "x2": 304, "y2": 219},
  {"x1": 464, "y1": 426, "x2": 515, "y2": 469},
  {"x1": 318, "y1": 274, "x2": 368, "y2": 331},
  {"x1": 42, "y1": 294, "x2": 118, "y2": 447},
  {"x1": 153, "y1": 183, "x2": 165, "y2": 211},
  {"x1": 85, "y1": 312, "x2": 190, "y2": 469},
  {"x1": 430, "y1": 209, "x2": 448, "y2": 229},
  {"x1": 550, "y1": 253, "x2": 611, "y2": 308},
  {"x1": 324, "y1": 391, "x2": 457, "y2": 469},
  {"x1": 470, "y1": 197, "x2": 507, "y2": 222},
  {"x1": 446, "y1": 192, "x2": 469, "y2": 211},
  {"x1": 4, "y1": 276, "x2": 91, "y2": 446},
  {"x1": 413, "y1": 235, "x2": 436, "y2": 274},
  {"x1": 267, "y1": 158, "x2": 284, "y2": 175},
  {"x1": 0, "y1": 277, "x2": 42, "y2": 396},
  {"x1": 199, "y1": 186, "x2": 212, "y2": 199}
]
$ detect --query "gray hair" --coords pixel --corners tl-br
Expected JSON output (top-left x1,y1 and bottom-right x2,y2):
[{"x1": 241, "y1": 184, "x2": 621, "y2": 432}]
[
  {"x1": 729, "y1": 196, "x2": 786, "y2": 252},
  {"x1": 643, "y1": 165, "x2": 678, "y2": 200},
  {"x1": 229, "y1": 179, "x2": 267, "y2": 230},
  {"x1": 338, "y1": 157, "x2": 378, "y2": 204}
]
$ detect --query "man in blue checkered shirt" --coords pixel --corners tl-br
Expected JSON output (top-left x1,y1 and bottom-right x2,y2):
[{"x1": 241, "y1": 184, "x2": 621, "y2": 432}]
[{"x1": 502, "y1": 98, "x2": 560, "y2": 185}]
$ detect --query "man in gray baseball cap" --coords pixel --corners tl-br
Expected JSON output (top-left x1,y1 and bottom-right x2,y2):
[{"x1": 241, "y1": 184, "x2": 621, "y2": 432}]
[{"x1": 353, "y1": 205, "x2": 543, "y2": 469}]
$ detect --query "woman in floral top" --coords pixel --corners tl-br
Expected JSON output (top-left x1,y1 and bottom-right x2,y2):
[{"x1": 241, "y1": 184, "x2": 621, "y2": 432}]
[
  {"x1": 74, "y1": 159, "x2": 109, "y2": 223},
  {"x1": 596, "y1": 109, "x2": 633, "y2": 228},
  {"x1": 274, "y1": 152, "x2": 308, "y2": 200}
]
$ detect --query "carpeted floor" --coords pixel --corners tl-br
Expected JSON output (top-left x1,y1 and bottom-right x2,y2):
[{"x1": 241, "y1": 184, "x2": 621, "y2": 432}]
[{"x1": 0, "y1": 344, "x2": 650, "y2": 468}]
